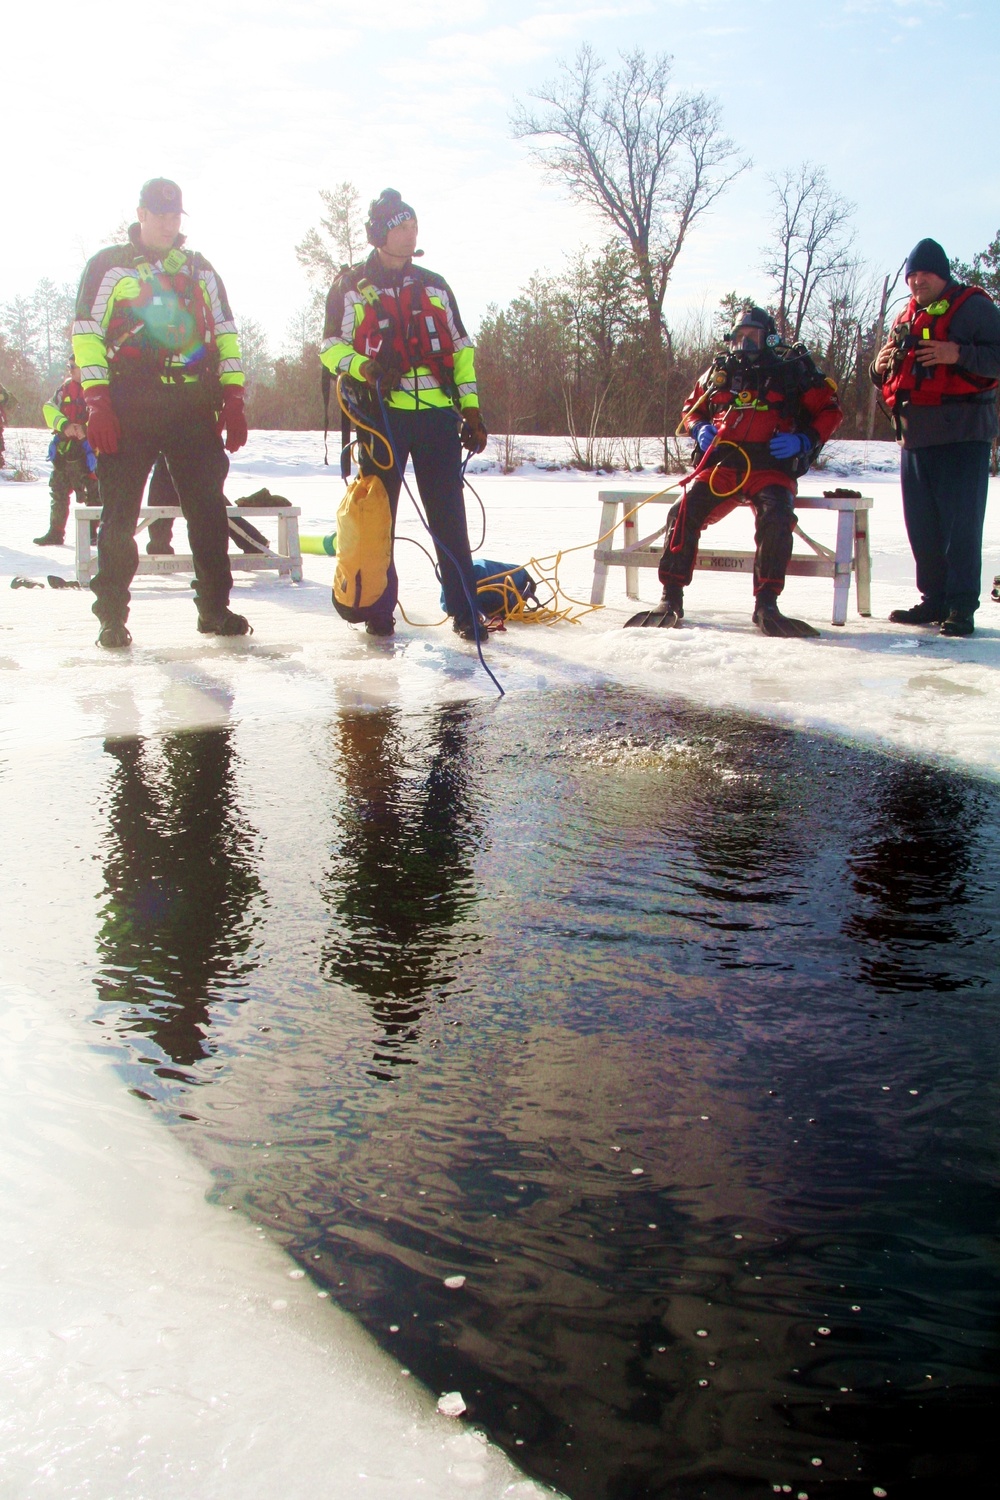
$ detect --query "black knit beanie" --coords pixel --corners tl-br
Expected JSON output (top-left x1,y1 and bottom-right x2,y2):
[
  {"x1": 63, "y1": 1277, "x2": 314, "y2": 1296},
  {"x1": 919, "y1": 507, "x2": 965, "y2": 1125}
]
[
  {"x1": 366, "y1": 189, "x2": 416, "y2": 248},
  {"x1": 904, "y1": 238, "x2": 950, "y2": 280}
]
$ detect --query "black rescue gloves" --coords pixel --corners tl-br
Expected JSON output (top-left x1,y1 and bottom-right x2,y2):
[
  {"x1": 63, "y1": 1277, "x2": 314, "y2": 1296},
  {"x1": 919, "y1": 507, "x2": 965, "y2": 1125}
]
[
  {"x1": 460, "y1": 408, "x2": 488, "y2": 454},
  {"x1": 361, "y1": 351, "x2": 407, "y2": 391}
]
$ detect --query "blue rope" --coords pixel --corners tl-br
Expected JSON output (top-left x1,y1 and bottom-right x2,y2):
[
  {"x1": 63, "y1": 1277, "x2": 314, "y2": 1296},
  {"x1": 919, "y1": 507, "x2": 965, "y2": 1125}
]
[{"x1": 373, "y1": 383, "x2": 504, "y2": 698}]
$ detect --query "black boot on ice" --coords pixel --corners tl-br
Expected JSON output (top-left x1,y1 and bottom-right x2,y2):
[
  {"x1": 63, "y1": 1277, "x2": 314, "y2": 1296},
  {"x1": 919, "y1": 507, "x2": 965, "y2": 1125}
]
[{"x1": 197, "y1": 609, "x2": 253, "y2": 637}]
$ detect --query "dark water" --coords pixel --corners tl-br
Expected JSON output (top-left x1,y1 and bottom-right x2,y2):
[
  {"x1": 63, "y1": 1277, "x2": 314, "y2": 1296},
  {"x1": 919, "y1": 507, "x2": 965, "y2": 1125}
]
[{"x1": 86, "y1": 688, "x2": 1000, "y2": 1498}]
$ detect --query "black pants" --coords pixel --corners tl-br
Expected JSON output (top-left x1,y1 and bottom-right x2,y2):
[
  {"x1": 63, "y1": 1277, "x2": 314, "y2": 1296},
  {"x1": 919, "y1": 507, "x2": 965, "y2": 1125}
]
[
  {"x1": 899, "y1": 441, "x2": 991, "y2": 614},
  {"x1": 48, "y1": 453, "x2": 99, "y2": 534},
  {"x1": 360, "y1": 405, "x2": 476, "y2": 628},
  {"x1": 658, "y1": 480, "x2": 796, "y2": 598},
  {"x1": 93, "y1": 386, "x2": 232, "y2": 624}
]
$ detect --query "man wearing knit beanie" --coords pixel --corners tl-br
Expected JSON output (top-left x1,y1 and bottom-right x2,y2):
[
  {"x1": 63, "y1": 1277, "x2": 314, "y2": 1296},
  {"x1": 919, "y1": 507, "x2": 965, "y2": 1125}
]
[{"x1": 873, "y1": 236, "x2": 1000, "y2": 636}]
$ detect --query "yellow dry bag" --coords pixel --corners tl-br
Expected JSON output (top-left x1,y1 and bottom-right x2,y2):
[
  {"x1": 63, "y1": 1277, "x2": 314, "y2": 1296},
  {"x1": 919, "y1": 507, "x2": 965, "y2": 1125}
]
[{"x1": 331, "y1": 473, "x2": 394, "y2": 621}]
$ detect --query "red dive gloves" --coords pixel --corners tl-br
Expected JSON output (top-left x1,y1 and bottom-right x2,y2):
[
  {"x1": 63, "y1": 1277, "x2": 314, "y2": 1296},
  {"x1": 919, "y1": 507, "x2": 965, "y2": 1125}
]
[
  {"x1": 217, "y1": 388, "x2": 248, "y2": 453},
  {"x1": 85, "y1": 388, "x2": 121, "y2": 455}
]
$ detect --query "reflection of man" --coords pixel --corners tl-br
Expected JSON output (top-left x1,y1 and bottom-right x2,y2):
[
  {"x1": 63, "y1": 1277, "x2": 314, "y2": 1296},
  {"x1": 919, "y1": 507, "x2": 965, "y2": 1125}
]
[
  {"x1": 321, "y1": 189, "x2": 487, "y2": 640},
  {"x1": 96, "y1": 728, "x2": 262, "y2": 1081},
  {"x1": 321, "y1": 705, "x2": 480, "y2": 1078},
  {"x1": 872, "y1": 238, "x2": 1000, "y2": 637},
  {"x1": 641, "y1": 307, "x2": 842, "y2": 637},
  {"x1": 36, "y1": 360, "x2": 99, "y2": 546},
  {"x1": 73, "y1": 177, "x2": 250, "y2": 648}
]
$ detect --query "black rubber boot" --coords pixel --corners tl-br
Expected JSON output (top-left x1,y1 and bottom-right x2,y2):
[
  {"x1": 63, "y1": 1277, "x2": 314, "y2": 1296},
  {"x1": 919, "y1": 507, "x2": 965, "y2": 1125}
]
[
  {"x1": 939, "y1": 610, "x2": 974, "y2": 638},
  {"x1": 197, "y1": 609, "x2": 252, "y2": 637},
  {"x1": 33, "y1": 529, "x2": 65, "y2": 546},
  {"x1": 366, "y1": 617, "x2": 396, "y2": 637},
  {"x1": 889, "y1": 600, "x2": 945, "y2": 626},
  {"x1": 752, "y1": 592, "x2": 819, "y2": 639},
  {"x1": 96, "y1": 621, "x2": 132, "y2": 649}
]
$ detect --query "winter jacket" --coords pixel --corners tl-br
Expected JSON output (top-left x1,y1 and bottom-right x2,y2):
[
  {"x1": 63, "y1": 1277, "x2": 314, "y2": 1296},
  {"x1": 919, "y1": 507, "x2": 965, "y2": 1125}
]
[
  {"x1": 321, "y1": 251, "x2": 478, "y2": 412},
  {"x1": 72, "y1": 224, "x2": 244, "y2": 394},
  {"x1": 871, "y1": 281, "x2": 1000, "y2": 448}
]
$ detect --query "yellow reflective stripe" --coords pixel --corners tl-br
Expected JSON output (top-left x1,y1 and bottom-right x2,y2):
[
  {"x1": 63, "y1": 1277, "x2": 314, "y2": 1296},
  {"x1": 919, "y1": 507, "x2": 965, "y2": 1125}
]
[
  {"x1": 453, "y1": 345, "x2": 477, "y2": 402},
  {"x1": 73, "y1": 330, "x2": 108, "y2": 386},
  {"x1": 42, "y1": 402, "x2": 65, "y2": 431}
]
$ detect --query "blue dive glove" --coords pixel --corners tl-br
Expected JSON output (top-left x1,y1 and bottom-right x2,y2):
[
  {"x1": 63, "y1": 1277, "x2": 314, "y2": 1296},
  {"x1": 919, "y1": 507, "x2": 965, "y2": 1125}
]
[
  {"x1": 692, "y1": 422, "x2": 717, "y2": 452},
  {"x1": 769, "y1": 431, "x2": 811, "y2": 460}
]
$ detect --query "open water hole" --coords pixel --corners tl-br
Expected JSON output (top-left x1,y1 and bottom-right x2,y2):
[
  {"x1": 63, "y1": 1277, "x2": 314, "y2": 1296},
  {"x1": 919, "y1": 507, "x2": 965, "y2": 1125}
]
[{"x1": 23, "y1": 685, "x2": 1000, "y2": 1497}]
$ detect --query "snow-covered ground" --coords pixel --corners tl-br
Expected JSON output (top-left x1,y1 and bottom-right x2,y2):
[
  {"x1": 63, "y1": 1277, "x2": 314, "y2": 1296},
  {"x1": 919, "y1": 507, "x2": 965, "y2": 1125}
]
[{"x1": 0, "y1": 429, "x2": 997, "y2": 1496}]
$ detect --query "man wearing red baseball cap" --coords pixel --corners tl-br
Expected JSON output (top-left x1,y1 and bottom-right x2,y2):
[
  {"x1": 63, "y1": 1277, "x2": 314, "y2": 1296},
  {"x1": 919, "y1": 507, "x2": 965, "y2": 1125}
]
[{"x1": 73, "y1": 178, "x2": 250, "y2": 648}]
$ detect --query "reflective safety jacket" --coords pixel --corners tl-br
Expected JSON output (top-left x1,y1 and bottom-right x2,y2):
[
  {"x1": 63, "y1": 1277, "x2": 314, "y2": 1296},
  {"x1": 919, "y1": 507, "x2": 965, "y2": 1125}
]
[
  {"x1": 881, "y1": 284, "x2": 999, "y2": 409},
  {"x1": 321, "y1": 252, "x2": 478, "y2": 412},
  {"x1": 72, "y1": 224, "x2": 244, "y2": 393},
  {"x1": 43, "y1": 378, "x2": 89, "y2": 459},
  {"x1": 680, "y1": 344, "x2": 843, "y2": 495}
]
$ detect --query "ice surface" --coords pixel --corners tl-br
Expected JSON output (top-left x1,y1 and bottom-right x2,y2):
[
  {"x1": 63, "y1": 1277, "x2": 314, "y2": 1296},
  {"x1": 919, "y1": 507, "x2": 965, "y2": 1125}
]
[
  {"x1": 1, "y1": 430, "x2": 997, "y2": 776},
  {"x1": 0, "y1": 979, "x2": 557, "y2": 1499}
]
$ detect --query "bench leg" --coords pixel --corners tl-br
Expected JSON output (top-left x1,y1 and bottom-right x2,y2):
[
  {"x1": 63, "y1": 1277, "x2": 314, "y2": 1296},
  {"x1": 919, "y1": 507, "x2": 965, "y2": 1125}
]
[
  {"x1": 75, "y1": 511, "x2": 93, "y2": 586},
  {"x1": 590, "y1": 500, "x2": 619, "y2": 606},
  {"x1": 623, "y1": 504, "x2": 640, "y2": 599},
  {"x1": 831, "y1": 507, "x2": 853, "y2": 625},
  {"x1": 854, "y1": 509, "x2": 872, "y2": 617},
  {"x1": 279, "y1": 512, "x2": 303, "y2": 583}
]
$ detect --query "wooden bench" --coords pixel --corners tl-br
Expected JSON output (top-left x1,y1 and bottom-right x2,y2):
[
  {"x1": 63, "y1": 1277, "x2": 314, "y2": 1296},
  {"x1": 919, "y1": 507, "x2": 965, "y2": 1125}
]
[
  {"x1": 590, "y1": 487, "x2": 872, "y2": 626},
  {"x1": 75, "y1": 506, "x2": 303, "y2": 587}
]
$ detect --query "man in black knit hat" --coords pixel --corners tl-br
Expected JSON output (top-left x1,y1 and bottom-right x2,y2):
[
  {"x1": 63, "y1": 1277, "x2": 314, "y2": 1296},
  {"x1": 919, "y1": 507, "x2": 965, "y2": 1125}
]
[
  {"x1": 320, "y1": 189, "x2": 487, "y2": 641},
  {"x1": 873, "y1": 237, "x2": 1000, "y2": 636}
]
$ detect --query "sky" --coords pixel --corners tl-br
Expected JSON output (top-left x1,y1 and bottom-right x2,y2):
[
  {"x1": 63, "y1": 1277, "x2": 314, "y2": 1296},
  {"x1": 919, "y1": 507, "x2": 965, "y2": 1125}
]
[{"x1": 4, "y1": 0, "x2": 999, "y2": 351}]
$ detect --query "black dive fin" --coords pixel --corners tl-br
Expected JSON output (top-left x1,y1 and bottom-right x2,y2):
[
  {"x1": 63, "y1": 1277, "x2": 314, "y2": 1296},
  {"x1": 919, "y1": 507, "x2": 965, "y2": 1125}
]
[
  {"x1": 752, "y1": 606, "x2": 820, "y2": 639},
  {"x1": 624, "y1": 604, "x2": 682, "y2": 629}
]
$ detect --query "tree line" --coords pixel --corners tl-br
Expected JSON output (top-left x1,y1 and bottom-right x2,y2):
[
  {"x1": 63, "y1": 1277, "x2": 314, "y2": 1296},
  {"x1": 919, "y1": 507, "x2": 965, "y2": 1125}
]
[{"x1": 4, "y1": 46, "x2": 999, "y2": 469}]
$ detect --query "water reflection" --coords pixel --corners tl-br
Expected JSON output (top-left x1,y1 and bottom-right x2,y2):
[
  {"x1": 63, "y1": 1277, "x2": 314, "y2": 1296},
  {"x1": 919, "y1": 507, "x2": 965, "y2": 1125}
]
[
  {"x1": 95, "y1": 728, "x2": 263, "y2": 1087},
  {"x1": 845, "y1": 761, "x2": 991, "y2": 993},
  {"x1": 320, "y1": 704, "x2": 482, "y2": 1080},
  {"x1": 73, "y1": 690, "x2": 1000, "y2": 1498}
]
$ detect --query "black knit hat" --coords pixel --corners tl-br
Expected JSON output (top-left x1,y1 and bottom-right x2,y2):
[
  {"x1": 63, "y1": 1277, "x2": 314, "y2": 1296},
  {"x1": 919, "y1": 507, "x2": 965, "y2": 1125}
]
[
  {"x1": 905, "y1": 238, "x2": 950, "y2": 280},
  {"x1": 366, "y1": 188, "x2": 416, "y2": 247}
]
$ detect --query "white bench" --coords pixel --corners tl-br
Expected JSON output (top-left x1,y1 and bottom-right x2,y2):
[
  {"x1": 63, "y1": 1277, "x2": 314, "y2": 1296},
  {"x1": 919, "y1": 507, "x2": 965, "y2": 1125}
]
[
  {"x1": 591, "y1": 487, "x2": 872, "y2": 626},
  {"x1": 75, "y1": 506, "x2": 303, "y2": 587}
]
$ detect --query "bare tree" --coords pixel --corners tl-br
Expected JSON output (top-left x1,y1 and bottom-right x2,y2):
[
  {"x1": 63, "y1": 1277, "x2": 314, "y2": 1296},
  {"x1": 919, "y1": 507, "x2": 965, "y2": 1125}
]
[
  {"x1": 512, "y1": 45, "x2": 748, "y2": 349},
  {"x1": 763, "y1": 163, "x2": 857, "y2": 342},
  {"x1": 295, "y1": 183, "x2": 364, "y2": 286}
]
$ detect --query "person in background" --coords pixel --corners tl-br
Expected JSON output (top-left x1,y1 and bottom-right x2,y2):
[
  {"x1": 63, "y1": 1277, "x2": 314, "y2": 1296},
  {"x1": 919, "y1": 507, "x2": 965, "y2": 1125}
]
[
  {"x1": 73, "y1": 176, "x2": 250, "y2": 648},
  {"x1": 639, "y1": 306, "x2": 842, "y2": 637},
  {"x1": 36, "y1": 360, "x2": 99, "y2": 546},
  {"x1": 872, "y1": 237, "x2": 1000, "y2": 637},
  {"x1": 0, "y1": 382, "x2": 13, "y2": 468},
  {"x1": 320, "y1": 188, "x2": 487, "y2": 640}
]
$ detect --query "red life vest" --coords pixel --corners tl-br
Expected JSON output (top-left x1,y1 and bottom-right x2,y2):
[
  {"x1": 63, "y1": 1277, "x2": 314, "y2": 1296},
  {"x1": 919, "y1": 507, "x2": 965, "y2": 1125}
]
[
  {"x1": 882, "y1": 285, "x2": 997, "y2": 409},
  {"x1": 106, "y1": 253, "x2": 216, "y2": 382},
  {"x1": 352, "y1": 274, "x2": 456, "y2": 383},
  {"x1": 58, "y1": 379, "x2": 88, "y2": 426}
]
